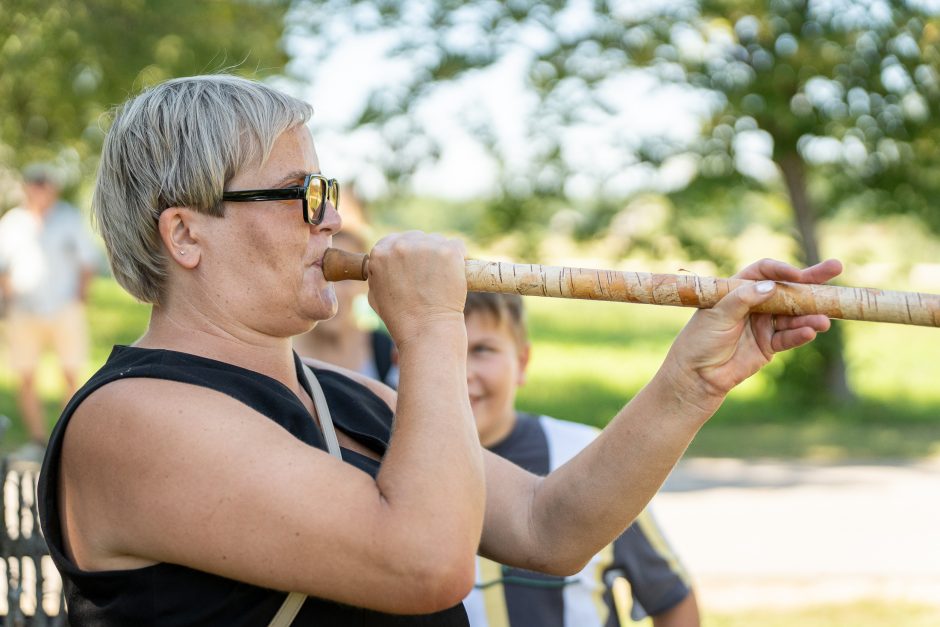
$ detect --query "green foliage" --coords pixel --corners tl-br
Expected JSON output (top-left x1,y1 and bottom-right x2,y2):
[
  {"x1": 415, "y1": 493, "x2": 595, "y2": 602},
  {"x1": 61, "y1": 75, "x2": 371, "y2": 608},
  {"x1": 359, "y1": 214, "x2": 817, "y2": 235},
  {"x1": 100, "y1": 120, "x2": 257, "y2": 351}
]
[
  {"x1": 371, "y1": 194, "x2": 489, "y2": 235},
  {"x1": 0, "y1": 0, "x2": 290, "y2": 184},
  {"x1": 292, "y1": 0, "x2": 940, "y2": 230},
  {"x1": 771, "y1": 323, "x2": 853, "y2": 403},
  {"x1": 293, "y1": 0, "x2": 940, "y2": 404}
]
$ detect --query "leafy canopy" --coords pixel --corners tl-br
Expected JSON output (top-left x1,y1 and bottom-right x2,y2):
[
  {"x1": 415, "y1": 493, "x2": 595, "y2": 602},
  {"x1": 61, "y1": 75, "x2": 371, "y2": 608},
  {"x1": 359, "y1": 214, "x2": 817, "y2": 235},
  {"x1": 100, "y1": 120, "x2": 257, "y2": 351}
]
[
  {"x1": 293, "y1": 0, "x2": 940, "y2": 235},
  {"x1": 0, "y1": 0, "x2": 290, "y2": 184}
]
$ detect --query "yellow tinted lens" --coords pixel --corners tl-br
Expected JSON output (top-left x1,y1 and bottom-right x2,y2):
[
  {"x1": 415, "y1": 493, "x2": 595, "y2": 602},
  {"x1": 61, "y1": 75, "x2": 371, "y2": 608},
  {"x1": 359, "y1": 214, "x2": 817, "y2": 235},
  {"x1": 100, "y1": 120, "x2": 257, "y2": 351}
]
[
  {"x1": 329, "y1": 180, "x2": 339, "y2": 210},
  {"x1": 307, "y1": 178, "x2": 324, "y2": 211}
]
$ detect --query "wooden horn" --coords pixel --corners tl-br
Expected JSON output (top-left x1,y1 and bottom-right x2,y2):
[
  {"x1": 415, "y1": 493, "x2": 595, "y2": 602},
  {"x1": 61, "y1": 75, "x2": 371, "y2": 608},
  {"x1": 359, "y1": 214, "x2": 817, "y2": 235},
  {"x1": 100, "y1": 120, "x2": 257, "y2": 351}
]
[{"x1": 322, "y1": 248, "x2": 940, "y2": 327}]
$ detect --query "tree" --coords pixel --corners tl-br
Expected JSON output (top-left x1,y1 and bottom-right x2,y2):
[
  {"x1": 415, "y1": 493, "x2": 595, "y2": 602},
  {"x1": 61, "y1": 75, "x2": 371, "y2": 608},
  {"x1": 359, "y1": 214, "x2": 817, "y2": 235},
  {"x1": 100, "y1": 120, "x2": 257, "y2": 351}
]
[
  {"x1": 293, "y1": 0, "x2": 940, "y2": 404},
  {"x1": 0, "y1": 0, "x2": 291, "y2": 190}
]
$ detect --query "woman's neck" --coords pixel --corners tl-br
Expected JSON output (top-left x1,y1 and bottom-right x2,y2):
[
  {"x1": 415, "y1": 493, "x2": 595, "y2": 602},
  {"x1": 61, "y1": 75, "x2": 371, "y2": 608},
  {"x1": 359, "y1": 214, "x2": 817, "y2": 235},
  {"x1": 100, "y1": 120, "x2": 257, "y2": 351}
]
[{"x1": 138, "y1": 305, "x2": 300, "y2": 391}]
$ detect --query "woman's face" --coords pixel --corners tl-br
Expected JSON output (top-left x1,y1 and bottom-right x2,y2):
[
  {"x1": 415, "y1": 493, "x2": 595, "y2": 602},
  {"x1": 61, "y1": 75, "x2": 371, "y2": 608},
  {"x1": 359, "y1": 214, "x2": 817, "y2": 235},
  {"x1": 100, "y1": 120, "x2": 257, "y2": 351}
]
[{"x1": 197, "y1": 125, "x2": 342, "y2": 338}]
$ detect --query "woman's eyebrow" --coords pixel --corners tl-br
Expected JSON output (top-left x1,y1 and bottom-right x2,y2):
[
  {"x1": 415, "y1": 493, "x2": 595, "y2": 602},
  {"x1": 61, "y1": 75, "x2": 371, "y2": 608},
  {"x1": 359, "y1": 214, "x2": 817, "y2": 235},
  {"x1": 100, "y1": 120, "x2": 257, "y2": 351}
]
[{"x1": 272, "y1": 170, "x2": 316, "y2": 187}]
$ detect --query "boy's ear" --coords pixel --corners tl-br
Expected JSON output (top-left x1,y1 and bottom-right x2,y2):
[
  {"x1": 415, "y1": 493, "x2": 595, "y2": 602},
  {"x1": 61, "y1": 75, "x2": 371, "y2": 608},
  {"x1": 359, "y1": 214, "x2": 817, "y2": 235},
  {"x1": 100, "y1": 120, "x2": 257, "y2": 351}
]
[
  {"x1": 158, "y1": 207, "x2": 202, "y2": 268},
  {"x1": 516, "y1": 342, "x2": 531, "y2": 388}
]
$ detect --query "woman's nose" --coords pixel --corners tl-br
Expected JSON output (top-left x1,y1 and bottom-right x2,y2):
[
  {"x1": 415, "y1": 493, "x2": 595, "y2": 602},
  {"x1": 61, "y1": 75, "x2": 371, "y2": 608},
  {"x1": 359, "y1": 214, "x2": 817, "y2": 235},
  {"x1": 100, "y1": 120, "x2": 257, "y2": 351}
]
[{"x1": 314, "y1": 200, "x2": 342, "y2": 234}]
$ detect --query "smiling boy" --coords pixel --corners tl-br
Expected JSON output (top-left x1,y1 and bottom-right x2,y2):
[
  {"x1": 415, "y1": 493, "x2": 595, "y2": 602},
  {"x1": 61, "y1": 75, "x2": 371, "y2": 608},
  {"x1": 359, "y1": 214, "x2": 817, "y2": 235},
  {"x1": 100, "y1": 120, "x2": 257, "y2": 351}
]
[{"x1": 462, "y1": 292, "x2": 700, "y2": 627}]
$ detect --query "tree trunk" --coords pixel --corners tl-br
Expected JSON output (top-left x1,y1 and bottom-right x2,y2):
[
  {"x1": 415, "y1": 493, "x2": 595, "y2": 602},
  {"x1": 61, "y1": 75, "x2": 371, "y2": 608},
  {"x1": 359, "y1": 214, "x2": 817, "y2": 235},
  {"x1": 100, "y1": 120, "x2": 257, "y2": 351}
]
[
  {"x1": 777, "y1": 152, "x2": 821, "y2": 266},
  {"x1": 776, "y1": 151, "x2": 855, "y2": 403}
]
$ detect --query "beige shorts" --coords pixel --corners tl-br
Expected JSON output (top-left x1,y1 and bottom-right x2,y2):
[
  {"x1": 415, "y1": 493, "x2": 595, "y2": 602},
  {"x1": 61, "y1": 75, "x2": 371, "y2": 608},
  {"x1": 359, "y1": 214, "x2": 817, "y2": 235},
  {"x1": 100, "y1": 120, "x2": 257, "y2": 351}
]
[{"x1": 7, "y1": 303, "x2": 89, "y2": 375}]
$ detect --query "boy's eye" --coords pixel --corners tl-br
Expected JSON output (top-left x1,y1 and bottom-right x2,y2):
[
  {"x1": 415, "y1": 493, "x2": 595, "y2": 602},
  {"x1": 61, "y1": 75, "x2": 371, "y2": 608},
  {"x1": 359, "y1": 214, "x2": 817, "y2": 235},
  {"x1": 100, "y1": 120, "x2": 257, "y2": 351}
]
[{"x1": 471, "y1": 345, "x2": 495, "y2": 355}]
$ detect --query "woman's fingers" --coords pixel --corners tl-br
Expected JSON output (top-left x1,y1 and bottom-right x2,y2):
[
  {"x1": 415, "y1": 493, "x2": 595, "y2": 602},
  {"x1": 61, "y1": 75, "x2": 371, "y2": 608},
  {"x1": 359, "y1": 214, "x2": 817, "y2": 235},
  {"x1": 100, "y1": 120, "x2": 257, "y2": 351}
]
[
  {"x1": 797, "y1": 258, "x2": 843, "y2": 284},
  {"x1": 734, "y1": 258, "x2": 843, "y2": 284},
  {"x1": 767, "y1": 313, "x2": 831, "y2": 352},
  {"x1": 731, "y1": 258, "x2": 841, "y2": 355},
  {"x1": 708, "y1": 279, "x2": 778, "y2": 328},
  {"x1": 770, "y1": 313, "x2": 832, "y2": 334},
  {"x1": 366, "y1": 231, "x2": 469, "y2": 343}
]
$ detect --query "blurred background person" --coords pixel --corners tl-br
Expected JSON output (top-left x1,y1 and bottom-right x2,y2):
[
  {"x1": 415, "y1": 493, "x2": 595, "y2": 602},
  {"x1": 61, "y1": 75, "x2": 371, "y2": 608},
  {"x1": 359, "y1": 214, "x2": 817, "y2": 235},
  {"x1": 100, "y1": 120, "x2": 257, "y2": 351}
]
[
  {"x1": 293, "y1": 229, "x2": 399, "y2": 388},
  {"x1": 460, "y1": 292, "x2": 700, "y2": 627},
  {"x1": 0, "y1": 163, "x2": 100, "y2": 453}
]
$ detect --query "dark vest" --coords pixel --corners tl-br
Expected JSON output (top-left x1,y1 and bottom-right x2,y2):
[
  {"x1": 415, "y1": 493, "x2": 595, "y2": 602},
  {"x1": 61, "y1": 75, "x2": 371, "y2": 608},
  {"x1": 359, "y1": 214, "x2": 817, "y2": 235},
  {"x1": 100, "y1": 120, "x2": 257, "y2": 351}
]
[{"x1": 38, "y1": 345, "x2": 469, "y2": 626}]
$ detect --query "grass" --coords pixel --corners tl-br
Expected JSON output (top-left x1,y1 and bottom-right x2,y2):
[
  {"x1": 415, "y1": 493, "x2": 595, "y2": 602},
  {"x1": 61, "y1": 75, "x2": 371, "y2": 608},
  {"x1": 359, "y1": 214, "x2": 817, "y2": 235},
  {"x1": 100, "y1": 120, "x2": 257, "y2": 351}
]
[
  {"x1": 515, "y1": 296, "x2": 940, "y2": 460},
  {"x1": 2, "y1": 274, "x2": 939, "y2": 459}
]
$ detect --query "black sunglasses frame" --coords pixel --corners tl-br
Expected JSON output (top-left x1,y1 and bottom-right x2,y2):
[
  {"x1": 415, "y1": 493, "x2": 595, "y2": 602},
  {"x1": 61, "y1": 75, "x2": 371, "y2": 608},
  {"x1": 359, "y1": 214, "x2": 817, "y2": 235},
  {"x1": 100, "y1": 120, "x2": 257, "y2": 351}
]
[{"x1": 221, "y1": 174, "x2": 339, "y2": 225}]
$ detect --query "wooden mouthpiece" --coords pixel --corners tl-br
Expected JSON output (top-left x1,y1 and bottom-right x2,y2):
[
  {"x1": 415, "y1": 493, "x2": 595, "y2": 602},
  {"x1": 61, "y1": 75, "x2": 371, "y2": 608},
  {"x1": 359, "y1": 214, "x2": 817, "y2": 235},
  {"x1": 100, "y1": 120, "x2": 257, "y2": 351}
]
[{"x1": 323, "y1": 248, "x2": 370, "y2": 281}]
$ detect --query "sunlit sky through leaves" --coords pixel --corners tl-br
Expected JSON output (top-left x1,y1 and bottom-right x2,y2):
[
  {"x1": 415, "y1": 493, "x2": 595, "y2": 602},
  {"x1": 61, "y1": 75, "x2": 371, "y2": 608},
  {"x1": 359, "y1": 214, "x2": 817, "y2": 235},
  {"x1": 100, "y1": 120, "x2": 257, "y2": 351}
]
[{"x1": 281, "y1": 15, "x2": 712, "y2": 200}]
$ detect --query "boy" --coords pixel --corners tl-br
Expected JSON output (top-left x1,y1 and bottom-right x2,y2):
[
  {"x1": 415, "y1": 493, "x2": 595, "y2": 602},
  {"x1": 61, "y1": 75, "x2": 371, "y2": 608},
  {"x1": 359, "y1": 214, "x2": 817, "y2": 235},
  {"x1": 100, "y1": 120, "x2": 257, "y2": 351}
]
[{"x1": 462, "y1": 292, "x2": 700, "y2": 627}]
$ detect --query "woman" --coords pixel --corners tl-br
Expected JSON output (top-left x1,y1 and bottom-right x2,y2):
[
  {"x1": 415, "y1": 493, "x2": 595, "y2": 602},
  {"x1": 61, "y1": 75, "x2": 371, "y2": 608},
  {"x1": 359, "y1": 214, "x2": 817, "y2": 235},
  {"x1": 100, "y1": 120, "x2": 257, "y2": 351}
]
[{"x1": 38, "y1": 75, "x2": 841, "y2": 626}]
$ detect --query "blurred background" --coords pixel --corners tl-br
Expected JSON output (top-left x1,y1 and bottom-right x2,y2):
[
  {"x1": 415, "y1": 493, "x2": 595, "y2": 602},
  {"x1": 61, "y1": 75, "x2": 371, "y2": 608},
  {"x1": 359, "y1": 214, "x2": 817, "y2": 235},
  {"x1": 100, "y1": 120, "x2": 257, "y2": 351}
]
[{"x1": 1, "y1": 0, "x2": 939, "y2": 625}]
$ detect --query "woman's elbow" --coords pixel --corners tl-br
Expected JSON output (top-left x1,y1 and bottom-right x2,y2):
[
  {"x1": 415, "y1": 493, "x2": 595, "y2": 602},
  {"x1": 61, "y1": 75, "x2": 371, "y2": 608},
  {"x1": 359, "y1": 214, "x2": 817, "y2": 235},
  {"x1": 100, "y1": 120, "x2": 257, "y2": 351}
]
[
  {"x1": 525, "y1": 551, "x2": 591, "y2": 578},
  {"x1": 394, "y1": 551, "x2": 476, "y2": 614},
  {"x1": 418, "y1": 554, "x2": 477, "y2": 612}
]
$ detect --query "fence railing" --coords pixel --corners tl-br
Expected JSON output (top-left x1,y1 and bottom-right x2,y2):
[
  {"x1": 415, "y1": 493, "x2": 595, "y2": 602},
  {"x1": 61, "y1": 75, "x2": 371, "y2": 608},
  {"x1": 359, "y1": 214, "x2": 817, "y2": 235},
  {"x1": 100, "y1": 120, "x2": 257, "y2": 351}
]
[{"x1": 1, "y1": 456, "x2": 65, "y2": 626}]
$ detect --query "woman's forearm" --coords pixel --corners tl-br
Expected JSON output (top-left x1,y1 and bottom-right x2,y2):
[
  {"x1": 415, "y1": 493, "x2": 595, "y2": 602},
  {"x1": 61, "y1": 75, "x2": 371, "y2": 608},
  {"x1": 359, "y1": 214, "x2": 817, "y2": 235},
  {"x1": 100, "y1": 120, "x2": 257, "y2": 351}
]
[
  {"x1": 375, "y1": 320, "x2": 486, "y2": 560},
  {"x1": 526, "y1": 369, "x2": 713, "y2": 573}
]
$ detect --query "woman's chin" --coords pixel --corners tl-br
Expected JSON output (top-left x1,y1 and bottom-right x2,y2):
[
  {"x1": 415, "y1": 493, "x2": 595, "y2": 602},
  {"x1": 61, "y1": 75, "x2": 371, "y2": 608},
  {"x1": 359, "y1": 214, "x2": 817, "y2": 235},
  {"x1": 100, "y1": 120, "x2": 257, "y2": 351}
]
[{"x1": 302, "y1": 284, "x2": 338, "y2": 320}]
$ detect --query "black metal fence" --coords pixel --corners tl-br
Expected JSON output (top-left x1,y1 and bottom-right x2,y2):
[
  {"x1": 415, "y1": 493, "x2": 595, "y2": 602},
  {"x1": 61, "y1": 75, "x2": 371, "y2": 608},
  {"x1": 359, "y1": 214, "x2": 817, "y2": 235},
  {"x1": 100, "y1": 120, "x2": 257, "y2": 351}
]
[{"x1": 0, "y1": 457, "x2": 65, "y2": 626}]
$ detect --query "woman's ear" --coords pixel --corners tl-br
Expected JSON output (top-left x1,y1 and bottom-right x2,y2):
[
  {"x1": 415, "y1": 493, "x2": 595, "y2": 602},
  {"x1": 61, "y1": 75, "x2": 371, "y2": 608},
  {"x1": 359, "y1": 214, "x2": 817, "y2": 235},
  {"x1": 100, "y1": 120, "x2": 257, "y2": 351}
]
[{"x1": 158, "y1": 207, "x2": 201, "y2": 268}]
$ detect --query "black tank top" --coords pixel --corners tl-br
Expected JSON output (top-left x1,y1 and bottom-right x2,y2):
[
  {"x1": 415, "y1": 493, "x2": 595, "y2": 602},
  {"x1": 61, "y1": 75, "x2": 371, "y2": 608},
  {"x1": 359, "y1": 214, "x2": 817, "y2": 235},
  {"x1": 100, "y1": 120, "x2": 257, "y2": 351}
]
[{"x1": 37, "y1": 345, "x2": 469, "y2": 627}]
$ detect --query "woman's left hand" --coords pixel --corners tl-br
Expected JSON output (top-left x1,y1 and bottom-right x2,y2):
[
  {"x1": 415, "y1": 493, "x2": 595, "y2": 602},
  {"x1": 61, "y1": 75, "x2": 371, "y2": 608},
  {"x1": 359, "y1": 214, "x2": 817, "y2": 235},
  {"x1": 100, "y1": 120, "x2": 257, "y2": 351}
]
[{"x1": 661, "y1": 258, "x2": 843, "y2": 411}]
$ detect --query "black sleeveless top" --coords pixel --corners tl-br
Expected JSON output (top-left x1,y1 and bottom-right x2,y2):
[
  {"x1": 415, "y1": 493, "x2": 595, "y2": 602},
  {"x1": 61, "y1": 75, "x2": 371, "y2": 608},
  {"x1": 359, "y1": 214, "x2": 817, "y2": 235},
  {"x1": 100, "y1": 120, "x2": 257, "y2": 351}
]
[{"x1": 37, "y1": 345, "x2": 469, "y2": 626}]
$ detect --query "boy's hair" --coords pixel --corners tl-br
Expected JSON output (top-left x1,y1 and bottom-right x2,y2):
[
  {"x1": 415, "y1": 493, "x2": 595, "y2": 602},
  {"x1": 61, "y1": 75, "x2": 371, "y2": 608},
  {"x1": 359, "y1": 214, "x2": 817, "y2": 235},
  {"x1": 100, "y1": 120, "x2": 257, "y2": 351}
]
[
  {"x1": 92, "y1": 74, "x2": 313, "y2": 305},
  {"x1": 464, "y1": 292, "x2": 528, "y2": 349}
]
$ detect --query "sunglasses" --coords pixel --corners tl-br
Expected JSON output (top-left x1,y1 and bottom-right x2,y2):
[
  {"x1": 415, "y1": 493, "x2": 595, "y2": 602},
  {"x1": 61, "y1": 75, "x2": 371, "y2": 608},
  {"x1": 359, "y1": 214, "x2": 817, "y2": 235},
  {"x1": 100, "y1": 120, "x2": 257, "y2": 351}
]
[{"x1": 222, "y1": 174, "x2": 339, "y2": 225}]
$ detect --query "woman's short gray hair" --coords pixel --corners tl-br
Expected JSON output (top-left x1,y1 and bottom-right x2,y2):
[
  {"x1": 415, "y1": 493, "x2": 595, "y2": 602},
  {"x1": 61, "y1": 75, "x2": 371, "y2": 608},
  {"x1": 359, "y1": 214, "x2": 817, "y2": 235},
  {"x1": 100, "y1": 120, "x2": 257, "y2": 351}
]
[{"x1": 92, "y1": 74, "x2": 313, "y2": 304}]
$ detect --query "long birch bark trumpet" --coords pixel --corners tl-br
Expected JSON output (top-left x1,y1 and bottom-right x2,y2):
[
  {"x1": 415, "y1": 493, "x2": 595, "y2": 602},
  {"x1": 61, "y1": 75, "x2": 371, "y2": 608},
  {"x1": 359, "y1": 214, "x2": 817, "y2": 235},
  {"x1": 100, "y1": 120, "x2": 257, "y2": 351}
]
[{"x1": 322, "y1": 248, "x2": 940, "y2": 328}]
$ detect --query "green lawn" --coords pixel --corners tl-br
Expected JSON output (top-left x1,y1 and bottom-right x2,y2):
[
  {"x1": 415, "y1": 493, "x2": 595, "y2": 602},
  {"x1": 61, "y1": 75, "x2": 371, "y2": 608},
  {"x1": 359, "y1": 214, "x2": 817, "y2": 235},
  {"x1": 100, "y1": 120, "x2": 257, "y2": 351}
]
[
  {"x1": 516, "y1": 295, "x2": 940, "y2": 460},
  {"x1": 2, "y1": 276, "x2": 939, "y2": 459}
]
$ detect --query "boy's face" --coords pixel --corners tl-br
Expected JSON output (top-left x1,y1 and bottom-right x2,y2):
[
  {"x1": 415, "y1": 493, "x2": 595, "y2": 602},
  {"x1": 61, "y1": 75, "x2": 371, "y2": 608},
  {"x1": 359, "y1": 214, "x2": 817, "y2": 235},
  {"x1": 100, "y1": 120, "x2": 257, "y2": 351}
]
[{"x1": 465, "y1": 310, "x2": 530, "y2": 448}]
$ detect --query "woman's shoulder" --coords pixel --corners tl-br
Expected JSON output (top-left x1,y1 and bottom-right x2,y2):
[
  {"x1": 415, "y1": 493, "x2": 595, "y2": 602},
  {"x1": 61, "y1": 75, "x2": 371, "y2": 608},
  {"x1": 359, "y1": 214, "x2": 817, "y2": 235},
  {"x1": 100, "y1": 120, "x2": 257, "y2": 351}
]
[{"x1": 59, "y1": 347, "x2": 323, "y2": 461}]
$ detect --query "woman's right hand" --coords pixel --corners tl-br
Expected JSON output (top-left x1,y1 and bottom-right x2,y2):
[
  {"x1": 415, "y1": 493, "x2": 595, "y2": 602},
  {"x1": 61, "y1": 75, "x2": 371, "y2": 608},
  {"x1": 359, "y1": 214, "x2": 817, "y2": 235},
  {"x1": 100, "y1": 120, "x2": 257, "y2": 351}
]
[
  {"x1": 365, "y1": 231, "x2": 468, "y2": 347},
  {"x1": 659, "y1": 257, "x2": 842, "y2": 416}
]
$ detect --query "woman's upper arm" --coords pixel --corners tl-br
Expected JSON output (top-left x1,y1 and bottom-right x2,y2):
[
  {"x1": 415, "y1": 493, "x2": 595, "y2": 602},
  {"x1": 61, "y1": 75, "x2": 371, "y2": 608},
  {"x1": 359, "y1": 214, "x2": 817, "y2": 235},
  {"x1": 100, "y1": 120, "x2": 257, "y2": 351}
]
[
  {"x1": 477, "y1": 449, "x2": 563, "y2": 574},
  {"x1": 59, "y1": 378, "x2": 458, "y2": 614}
]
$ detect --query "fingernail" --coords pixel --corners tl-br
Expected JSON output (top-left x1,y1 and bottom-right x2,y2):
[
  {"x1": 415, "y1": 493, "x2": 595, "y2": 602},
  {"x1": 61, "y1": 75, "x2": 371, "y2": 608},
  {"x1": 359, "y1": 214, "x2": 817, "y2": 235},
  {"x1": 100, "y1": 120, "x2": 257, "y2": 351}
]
[{"x1": 756, "y1": 281, "x2": 775, "y2": 293}]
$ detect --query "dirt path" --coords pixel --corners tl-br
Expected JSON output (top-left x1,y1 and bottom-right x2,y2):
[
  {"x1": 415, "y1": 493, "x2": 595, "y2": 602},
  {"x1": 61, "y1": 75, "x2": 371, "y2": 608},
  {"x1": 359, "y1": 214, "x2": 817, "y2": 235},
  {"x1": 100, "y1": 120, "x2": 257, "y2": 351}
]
[{"x1": 652, "y1": 458, "x2": 940, "y2": 610}]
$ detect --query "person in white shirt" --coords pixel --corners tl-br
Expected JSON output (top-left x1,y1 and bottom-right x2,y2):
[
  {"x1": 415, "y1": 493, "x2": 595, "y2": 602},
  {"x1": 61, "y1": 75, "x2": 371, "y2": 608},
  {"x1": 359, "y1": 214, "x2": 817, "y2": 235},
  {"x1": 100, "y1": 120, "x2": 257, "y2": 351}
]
[{"x1": 0, "y1": 163, "x2": 99, "y2": 447}]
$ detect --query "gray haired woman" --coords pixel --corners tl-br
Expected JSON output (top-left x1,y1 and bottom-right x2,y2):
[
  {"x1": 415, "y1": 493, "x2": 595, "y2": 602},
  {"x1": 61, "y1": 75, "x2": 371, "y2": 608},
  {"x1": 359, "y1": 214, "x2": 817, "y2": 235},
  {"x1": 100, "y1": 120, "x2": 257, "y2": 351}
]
[{"x1": 38, "y1": 74, "x2": 841, "y2": 626}]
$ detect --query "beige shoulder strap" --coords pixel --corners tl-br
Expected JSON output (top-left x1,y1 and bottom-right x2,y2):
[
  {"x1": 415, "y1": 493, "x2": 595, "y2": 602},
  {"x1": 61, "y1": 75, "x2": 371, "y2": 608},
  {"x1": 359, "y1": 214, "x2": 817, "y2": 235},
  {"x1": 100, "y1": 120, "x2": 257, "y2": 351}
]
[
  {"x1": 302, "y1": 363, "x2": 342, "y2": 458},
  {"x1": 267, "y1": 592, "x2": 306, "y2": 627},
  {"x1": 267, "y1": 364, "x2": 341, "y2": 627}
]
